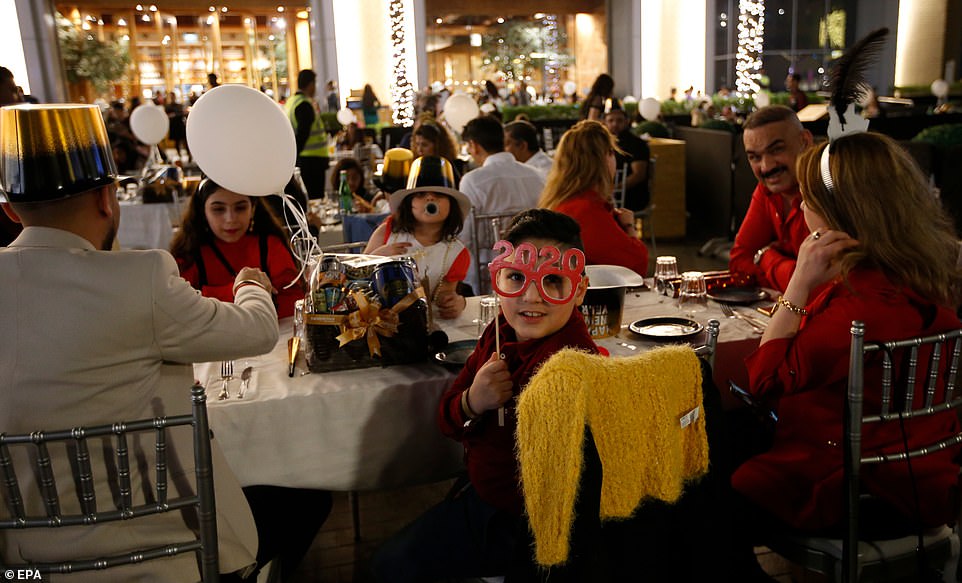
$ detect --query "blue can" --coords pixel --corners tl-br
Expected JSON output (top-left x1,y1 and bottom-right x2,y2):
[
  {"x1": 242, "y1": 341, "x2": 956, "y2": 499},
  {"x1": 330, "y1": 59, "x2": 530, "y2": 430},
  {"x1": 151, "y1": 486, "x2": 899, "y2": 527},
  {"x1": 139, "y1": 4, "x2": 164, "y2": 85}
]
[{"x1": 371, "y1": 261, "x2": 417, "y2": 308}]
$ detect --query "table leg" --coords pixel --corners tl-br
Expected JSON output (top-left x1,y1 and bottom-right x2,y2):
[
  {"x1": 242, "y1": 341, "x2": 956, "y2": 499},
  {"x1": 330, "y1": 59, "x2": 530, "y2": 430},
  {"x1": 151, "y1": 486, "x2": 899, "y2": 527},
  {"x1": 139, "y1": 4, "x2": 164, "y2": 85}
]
[{"x1": 349, "y1": 490, "x2": 362, "y2": 542}]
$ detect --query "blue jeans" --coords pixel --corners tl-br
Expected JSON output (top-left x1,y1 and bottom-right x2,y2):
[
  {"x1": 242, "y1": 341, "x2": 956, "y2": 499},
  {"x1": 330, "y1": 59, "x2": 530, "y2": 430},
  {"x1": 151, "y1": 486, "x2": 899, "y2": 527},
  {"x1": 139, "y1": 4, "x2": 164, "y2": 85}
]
[{"x1": 370, "y1": 479, "x2": 523, "y2": 583}]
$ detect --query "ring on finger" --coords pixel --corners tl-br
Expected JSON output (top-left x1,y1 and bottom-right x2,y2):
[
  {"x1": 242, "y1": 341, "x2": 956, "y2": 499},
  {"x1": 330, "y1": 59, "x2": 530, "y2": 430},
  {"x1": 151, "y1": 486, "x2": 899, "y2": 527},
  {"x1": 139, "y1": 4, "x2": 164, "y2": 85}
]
[{"x1": 812, "y1": 230, "x2": 821, "y2": 240}]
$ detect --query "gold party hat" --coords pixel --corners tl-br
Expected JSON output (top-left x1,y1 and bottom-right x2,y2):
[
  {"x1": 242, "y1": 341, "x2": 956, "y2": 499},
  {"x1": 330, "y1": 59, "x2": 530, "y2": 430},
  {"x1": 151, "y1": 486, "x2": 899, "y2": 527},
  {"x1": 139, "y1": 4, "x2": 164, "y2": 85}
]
[
  {"x1": 374, "y1": 147, "x2": 414, "y2": 193},
  {"x1": 0, "y1": 104, "x2": 118, "y2": 203}
]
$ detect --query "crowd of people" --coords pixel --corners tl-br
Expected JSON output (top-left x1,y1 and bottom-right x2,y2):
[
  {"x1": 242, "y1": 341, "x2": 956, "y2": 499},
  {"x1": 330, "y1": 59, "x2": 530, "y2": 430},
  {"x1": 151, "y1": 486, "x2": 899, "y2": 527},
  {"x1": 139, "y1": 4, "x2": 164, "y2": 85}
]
[{"x1": 2, "y1": 59, "x2": 960, "y2": 583}]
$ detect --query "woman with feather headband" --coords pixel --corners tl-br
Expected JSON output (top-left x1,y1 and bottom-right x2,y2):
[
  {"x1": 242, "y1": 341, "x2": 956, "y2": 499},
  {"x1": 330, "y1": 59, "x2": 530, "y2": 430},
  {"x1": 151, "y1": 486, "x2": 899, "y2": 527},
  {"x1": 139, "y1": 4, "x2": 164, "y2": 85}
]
[{"x1": 727, "y1": 28, "x2": 962, "y2": 579}]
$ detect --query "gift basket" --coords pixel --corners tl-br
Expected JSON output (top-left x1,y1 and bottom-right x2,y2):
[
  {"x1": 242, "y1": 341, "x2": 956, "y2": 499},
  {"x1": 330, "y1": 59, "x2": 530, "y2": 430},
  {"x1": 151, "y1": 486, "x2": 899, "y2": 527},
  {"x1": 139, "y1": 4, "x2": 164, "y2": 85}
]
[{"x1": 303, "y1": 254, "x2": 430, "y2": 372}]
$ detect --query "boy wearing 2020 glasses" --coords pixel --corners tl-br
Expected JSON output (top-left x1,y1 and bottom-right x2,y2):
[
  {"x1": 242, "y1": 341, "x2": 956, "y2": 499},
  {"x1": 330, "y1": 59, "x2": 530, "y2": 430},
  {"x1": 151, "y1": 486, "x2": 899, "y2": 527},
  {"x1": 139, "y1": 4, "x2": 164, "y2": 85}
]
[{"x1": 370, "y1": 209, "x2": 599, "y2": 582}]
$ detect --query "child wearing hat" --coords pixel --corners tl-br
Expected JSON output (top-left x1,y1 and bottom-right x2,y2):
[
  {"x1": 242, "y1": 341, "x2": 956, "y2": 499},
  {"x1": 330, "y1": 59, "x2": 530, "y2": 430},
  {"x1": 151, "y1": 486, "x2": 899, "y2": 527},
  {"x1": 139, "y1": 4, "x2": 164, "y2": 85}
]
[{"x1": 363, "y1": 155, "x2": 471, "y2": 319}]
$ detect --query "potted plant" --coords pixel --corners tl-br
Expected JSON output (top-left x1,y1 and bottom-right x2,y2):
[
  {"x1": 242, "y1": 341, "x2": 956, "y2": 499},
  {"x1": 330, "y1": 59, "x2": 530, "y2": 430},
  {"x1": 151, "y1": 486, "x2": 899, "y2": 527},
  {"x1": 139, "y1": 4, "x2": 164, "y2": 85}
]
[{"x1": 57, "y1": 14, "x2": 129, "y2": 102}]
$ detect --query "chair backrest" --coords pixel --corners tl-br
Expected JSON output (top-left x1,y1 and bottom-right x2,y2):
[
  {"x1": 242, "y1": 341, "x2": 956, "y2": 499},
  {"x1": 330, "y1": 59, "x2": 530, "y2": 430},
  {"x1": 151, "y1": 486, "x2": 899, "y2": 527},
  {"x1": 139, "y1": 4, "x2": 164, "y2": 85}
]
[
  {"x1": 694, "y1": 318, "x2": 720, "y2": 371},
  {"x1": 647, "y1": 156, "x2": 657, "y2": 206},
  {"x1": 516, "y1": 345, "x2": 725, "y2": 579},
  {"x1": 843, "y1": 321, "x2": 962, "y2": 582},
  {"x1": 611, "y1": 165, "x2": 629, "y2": 209},
  {"x1": 321, "y1": 241, "x2": 369, "y2": 254},
  {"x1": 470, "y1": 211, "x2": 520, "y2": 296},
  {"x1": 0, "y1": 384, "x2": 220, "y2": 581}
]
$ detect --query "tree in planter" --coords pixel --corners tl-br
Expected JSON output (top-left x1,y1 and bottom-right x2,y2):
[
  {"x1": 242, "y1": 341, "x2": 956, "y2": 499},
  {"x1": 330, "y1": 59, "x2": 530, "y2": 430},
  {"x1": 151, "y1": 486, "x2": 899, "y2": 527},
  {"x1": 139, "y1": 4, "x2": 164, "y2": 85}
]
[
  {"x1": 480, "y1": 18, "x2": 571, "y2": 97},
  {"x1": 57, "y1": 14, "x2": 130, "y2": 100}
]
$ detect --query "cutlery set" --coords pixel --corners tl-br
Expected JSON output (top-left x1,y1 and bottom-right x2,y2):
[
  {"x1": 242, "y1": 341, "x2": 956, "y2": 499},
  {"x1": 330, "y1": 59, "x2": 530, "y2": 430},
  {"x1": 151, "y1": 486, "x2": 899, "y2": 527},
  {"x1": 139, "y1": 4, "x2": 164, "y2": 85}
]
[
  {"x1": 718, "y1": 303, "x2": 768, "y2": 334},
  {"x1": 216, "y1": 361, "x2": 253, "y2": 400}
]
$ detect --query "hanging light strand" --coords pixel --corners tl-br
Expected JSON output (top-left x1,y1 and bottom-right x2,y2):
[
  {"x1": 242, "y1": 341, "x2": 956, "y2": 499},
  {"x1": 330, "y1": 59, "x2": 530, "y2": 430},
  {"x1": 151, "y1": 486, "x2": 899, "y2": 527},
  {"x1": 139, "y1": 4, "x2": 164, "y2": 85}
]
[
  {"x1": 389, "y1": 0, "x2": 415, "y2": 126},
  {"x1": 735, "y1": 0, "x2": 765, "y2": 95}
]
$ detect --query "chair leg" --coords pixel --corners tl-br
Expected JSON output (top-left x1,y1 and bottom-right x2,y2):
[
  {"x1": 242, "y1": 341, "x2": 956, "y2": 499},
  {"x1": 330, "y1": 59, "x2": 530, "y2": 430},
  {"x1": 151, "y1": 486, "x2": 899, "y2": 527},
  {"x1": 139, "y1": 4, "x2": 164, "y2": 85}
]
[{"x1": 349, "y1": 490, "x2": 361, "y2": 542}]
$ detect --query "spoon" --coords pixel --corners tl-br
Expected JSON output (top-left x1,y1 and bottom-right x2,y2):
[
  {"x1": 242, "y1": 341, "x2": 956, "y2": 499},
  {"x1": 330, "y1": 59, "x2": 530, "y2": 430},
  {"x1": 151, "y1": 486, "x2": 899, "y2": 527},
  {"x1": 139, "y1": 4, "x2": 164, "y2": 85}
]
[{"x1": 237, "y1": 366, "x2": 253, "y2": 399}]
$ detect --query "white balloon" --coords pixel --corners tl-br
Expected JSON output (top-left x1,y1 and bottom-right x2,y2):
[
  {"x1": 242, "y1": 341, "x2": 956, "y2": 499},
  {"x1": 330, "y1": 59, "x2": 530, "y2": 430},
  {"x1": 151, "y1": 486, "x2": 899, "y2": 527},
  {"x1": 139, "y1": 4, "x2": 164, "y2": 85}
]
[
  {"x1": 129, "y1": 104, "x2": 169, "y2": 145},
  {"x1": 444, "y1": 93, "x2": 480, "y2": 133},
  {"x1": 623, "y1": 95, "x2": 637, "y2": 104},
  {"x1": 186, "y1": 84, "x2": 296, "y2": 197},
  {"x1": 639, "y1": 97, "x2": 661, "y2": 121},
  {"x1": 931, "y1": 79, "x2": 950, "y2": 99},
  {"x1": 563, "y1": 81, "x2": 577, "y2": 96},
  {"x1": 337, "y1": 107, "x2": 356, "y2": 126},
  {"x1": 754, "y1": 91, "x2": 771, "y2": 108},
  {"x1": 479, "y1": 103, "x2": 496, "y2": 114}
]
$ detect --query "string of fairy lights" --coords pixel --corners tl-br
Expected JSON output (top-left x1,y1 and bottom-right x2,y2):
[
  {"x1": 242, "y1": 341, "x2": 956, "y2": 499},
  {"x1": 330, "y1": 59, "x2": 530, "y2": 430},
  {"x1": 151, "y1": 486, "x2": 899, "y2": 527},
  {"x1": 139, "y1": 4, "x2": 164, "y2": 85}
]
[
  {"x1": 389, "y1": 0, "x2": 416, "y2": 126},
  {"x1": 541, "y1": 14, "x2": 562, "y2": 96},
  {"x1": 735, "y1": 0, "x2": 765, "y2": 95}
]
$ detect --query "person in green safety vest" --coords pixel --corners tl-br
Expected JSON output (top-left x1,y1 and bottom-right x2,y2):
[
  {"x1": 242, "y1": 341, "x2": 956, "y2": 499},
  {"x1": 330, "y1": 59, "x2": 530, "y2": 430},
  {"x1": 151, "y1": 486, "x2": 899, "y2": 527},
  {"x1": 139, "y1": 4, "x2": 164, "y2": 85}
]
[{"x1": 286, "y1": 69, "x2": 330, "y2": 200}]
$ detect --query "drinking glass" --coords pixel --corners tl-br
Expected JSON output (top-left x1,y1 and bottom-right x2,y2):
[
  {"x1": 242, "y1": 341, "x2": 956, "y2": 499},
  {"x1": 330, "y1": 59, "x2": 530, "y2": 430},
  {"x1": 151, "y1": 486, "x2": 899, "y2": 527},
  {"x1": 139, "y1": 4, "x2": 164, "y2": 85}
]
[
  {"x1": 654, "y1": 256, "x2": 679, "y2": 295},
  {"x1": 293, "y1": 299, "x2": 305, "y2": 341},
  {"x1": 477, "y1": 296, "x2": 499, "y2": 338},
  {"x1": 677, "y1": 271, "x2": 709, "y2": 316}
]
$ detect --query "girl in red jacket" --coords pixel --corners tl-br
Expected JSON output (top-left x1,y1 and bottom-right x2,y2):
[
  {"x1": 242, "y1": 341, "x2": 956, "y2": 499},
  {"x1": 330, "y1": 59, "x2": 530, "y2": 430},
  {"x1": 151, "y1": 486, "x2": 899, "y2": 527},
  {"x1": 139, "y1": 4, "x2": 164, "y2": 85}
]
[
  {"x1": 538, "y1": 120, "x2": 649, "y2": 276},
  {"x1": 171, "y1": 178, "x2": 303, "y2": 319},
  {"x1": 729, "y1": 132, "x2": 962, "y2": 579}
]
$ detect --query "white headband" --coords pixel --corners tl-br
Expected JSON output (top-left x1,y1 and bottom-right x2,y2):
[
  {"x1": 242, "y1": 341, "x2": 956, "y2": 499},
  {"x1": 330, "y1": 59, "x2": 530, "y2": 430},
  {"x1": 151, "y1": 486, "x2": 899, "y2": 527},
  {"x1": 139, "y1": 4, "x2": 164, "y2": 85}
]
[{"x1": 819, "y1": 103, "x2": 870, "y2": 193}]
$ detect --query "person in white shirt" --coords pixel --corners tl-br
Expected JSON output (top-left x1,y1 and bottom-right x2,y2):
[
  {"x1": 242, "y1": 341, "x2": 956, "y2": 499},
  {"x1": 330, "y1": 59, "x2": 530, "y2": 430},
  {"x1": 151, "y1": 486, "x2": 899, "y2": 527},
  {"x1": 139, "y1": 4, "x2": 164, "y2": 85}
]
[
  {"x1": 504, "y1": 119, "x2": 553, "y2": 177},
  {"x1": 458, "y1": 115, "x2": 546, "y2": 294}
]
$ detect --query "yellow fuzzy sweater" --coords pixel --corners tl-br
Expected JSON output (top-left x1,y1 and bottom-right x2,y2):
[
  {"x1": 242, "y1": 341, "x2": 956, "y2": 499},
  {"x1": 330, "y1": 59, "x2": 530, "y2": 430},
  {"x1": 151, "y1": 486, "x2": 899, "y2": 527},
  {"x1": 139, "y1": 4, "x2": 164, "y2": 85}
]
[{"x1": 515, "y1": 345, "x2": 709, "y2": 566}]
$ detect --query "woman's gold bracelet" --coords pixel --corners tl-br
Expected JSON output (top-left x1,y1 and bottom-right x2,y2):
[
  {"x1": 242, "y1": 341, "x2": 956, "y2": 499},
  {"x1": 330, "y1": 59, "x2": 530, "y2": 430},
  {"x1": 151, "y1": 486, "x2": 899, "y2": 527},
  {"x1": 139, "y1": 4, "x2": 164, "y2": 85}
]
[{"x1": 775, "y1": 295, "x2": 808, "y2": 316}]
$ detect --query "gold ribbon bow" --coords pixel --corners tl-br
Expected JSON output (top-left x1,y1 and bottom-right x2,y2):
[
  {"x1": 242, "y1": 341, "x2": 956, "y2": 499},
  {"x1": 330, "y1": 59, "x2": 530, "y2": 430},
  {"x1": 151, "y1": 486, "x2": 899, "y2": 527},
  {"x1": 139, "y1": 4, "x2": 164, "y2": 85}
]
[{"x1": 333, "y1": 287, "x2": 425, "y2": 358}]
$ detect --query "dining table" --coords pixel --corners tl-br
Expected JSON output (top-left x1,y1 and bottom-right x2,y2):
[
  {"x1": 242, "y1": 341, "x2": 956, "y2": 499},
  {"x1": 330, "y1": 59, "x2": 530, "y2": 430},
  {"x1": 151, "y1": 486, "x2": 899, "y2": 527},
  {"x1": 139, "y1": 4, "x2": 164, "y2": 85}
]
[{"x1": 193, "y1": 283, "x2": 770, "y2": 493}]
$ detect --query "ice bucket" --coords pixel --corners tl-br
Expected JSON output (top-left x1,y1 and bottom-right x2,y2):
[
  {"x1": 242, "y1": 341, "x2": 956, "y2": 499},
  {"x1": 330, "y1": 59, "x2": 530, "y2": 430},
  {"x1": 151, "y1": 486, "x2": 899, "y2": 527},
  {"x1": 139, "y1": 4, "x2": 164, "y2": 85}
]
[{"x1": 579, "y1": 265, "x2": 646, "y2": 339}]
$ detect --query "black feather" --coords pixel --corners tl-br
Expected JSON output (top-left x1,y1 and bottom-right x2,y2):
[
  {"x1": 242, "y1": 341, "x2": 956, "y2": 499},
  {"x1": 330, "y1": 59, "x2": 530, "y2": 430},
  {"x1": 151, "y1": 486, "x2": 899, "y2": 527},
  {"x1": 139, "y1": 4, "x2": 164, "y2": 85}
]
[{"x1": 828, "y1": 27, "x2": 889, "y2": 119}]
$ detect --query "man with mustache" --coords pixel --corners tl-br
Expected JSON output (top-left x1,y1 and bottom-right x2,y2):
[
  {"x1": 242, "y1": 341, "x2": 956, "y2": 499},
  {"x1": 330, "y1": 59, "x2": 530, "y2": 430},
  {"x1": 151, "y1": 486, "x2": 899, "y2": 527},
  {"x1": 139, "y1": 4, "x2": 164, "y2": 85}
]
[{"x1": 729, "y1": 105, "x2": 814, "y2": 291}]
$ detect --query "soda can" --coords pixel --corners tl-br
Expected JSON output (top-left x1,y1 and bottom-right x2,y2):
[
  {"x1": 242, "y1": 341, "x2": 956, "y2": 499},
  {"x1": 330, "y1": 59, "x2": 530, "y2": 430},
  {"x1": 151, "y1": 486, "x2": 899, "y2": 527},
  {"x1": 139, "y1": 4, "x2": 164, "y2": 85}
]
[{"x1": 371, "y1": 260, "x2": 417, "y2": 308}]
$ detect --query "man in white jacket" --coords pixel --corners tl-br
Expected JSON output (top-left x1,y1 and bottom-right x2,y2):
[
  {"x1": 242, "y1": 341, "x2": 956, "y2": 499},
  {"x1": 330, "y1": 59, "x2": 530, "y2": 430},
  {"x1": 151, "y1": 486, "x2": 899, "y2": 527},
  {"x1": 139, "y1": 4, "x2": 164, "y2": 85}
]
[{"x1": 0, "y1": 104, "x2": 305, "y2": 581}]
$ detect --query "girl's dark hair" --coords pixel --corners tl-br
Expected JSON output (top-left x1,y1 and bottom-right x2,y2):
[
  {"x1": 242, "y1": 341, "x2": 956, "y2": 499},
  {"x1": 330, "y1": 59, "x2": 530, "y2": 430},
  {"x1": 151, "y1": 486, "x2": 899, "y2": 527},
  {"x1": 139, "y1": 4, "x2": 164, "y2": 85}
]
[
  {"x1": 330, "y1": 157, "x2": 364, "y2": 191},
  {"x1": 362, "y1": 84, "x2": 378, "y2": 108},
  {"x1": 169, "y1": 177, "x2": 292, "y2": 269},
  {"x1": 394, "y1": 193, "x2": 464, "y2": 239},
  {"x1": 504, "y1": 208, "x2": 583, "y2": 251},
  {"x1": 581, "y1": 73, "x2": 615, "y2": 119}
]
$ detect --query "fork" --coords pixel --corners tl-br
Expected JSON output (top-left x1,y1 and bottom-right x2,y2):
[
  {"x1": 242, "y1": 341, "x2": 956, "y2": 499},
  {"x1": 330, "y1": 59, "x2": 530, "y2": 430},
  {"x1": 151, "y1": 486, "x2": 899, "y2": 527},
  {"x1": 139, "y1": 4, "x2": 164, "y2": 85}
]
[
  {"x1": 719, "y1": 303, "x2": 766, "y2": 334},
  {"x1": 218, "y1": 360, "x2": 234, "y2": 400}
]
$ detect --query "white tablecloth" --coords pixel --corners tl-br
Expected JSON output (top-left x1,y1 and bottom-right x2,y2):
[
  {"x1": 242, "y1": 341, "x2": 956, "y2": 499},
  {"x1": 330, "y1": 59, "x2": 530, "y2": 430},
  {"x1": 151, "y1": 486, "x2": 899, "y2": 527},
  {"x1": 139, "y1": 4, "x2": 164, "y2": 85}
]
[
  {"x1": 195, "y1": 318, "x2": 463, "y2": 492},
  {"x1": 195, "y1": 285, "x2": 767, "y2": 492},
  {"x1": 117, "y1": 201, "x2": 178, "y2": 250}
]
